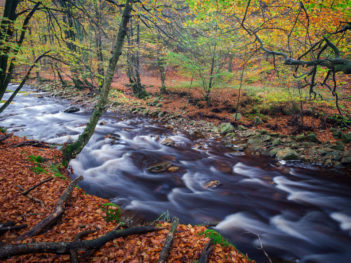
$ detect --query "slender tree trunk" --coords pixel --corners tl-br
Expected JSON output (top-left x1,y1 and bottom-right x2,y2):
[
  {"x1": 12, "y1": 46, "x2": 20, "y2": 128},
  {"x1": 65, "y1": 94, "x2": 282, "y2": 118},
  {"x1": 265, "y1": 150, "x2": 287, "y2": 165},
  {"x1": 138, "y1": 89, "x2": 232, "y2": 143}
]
[
  {"x1": 206, "y1": 44, "x2": 217, "y2": 106},
  {"x1": 62, "y1": 0, "x2": 133, "y2": 162},
  {"x1": 228, "y1": 53, "x2": 233, "y2": 72}
]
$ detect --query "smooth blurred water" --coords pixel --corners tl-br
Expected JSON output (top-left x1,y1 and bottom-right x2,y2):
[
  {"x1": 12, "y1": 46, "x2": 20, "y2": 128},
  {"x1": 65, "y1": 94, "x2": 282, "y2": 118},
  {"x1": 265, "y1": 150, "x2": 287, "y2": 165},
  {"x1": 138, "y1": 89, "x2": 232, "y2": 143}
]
[{"x1": 1, "y1": 85, "x2": 351, "y2": 263}]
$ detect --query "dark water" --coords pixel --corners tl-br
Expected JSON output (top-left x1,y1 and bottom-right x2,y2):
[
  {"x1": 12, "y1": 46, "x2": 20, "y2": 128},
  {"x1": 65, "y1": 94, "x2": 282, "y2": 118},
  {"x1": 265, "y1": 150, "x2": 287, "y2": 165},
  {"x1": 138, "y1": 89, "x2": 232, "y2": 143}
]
[{"x1": 1, "y1": 85, "x2": 351, "y2": 263}]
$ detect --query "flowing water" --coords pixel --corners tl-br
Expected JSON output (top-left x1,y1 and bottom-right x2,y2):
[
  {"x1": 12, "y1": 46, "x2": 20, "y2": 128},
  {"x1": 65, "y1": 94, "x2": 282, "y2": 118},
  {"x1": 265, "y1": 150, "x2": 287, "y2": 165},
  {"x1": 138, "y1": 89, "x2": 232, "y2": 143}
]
[{"x1": 1, "y1": 85, "x2": 351, "y2": 263}]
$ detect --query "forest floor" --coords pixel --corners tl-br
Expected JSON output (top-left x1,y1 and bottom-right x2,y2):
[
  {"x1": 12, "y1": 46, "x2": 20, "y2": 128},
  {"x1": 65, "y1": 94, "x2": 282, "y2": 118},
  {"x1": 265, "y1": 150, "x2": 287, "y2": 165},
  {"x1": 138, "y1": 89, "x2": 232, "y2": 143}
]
[{"x1": 0, "y1": 132, "x2": 253, "y2": 262}]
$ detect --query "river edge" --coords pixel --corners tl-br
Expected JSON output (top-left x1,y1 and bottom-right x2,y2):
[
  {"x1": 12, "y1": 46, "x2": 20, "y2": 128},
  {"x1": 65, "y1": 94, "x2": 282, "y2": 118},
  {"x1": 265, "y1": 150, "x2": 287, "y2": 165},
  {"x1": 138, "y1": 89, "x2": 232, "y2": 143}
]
[
  {"x1": 34, "y1": 83, "x2": 351, "y2": 177},
  {"x1": 0, "y1": 132, "x2": 253, "y2": 262}
]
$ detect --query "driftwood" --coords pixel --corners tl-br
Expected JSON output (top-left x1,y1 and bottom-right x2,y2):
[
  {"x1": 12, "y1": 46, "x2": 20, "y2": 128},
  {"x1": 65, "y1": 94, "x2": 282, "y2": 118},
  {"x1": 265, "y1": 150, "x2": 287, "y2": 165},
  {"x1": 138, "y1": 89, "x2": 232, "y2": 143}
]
[
  {"x1": 17, "y1": 176, "x2": 83, "y2": 240},
  {"x1": 199, "y1": 239, "x2": 214, "y2": 263},
  {"x1": 158, "y1": 217, "x2": 179, "y2": 263},
  {"x1": 10, "y1": 140, "x2": 50, "y2": 148},
  {"x1": 0, "y1": 226, "x2": 162, "y2": 260},
  {"x1": 21, "y1": 176, "x2": 53, "y2": 195},
  {"x1": 16, "y1": 184, "x2": 44, "y2": 207}
]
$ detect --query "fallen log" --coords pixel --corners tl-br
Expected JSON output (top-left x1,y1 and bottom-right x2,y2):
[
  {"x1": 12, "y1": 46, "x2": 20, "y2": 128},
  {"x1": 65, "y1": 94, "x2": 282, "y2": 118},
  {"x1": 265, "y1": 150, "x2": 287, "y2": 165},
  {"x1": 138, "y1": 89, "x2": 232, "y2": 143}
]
[
  {"x1": 17, "y1": 176, "x2": 83, "y2": 240},
  {"x1": 199, "y1": 239, "x2": 214, "y2": 263},
  {"x1": 0, "y1": 226, "x2": 162, "y2": 260},
  {"x1": 158, "y1": 217, "x2": 179, "y2": 263}
]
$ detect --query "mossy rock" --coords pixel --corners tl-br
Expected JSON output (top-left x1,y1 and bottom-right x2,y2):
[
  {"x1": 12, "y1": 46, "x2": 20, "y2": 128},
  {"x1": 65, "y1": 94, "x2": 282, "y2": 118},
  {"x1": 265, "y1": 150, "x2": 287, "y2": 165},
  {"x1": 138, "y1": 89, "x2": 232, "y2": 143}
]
[
  {"x1": 276, "y1": 148, "x2": 299, "y2": 160},
  {"x1": 254, "y1": 116, "x2": 263, "y2": 125},
  {"x1": 233, "y1": 112, "x2": 242, "y2": 120},
  {"x1": 295, "y1": 134, "x2": 305, "y2": 142},
  {"x1": 305, "y1": 132, "x2": 320, "y2": 143},
  {"x1": 220, "y1": 123, "x2": 235, "y2": 134}
]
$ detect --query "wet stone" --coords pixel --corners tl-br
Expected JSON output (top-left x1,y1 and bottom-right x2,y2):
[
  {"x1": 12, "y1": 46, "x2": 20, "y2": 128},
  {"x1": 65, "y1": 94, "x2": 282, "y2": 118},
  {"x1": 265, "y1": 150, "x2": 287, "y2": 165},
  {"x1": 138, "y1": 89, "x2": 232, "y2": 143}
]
[
  {"x1": 64, "y1": 106, "x2": 80, "y2": 113},
  {"x1": 147, "y1": 161, "x2": 172, "y2": 173},
  {"x1": 161, "y1": 137, "x2": 175, "y2": 147},
  {"x1": 204, "y1": 180, "x2": 221, "y2": 189}
]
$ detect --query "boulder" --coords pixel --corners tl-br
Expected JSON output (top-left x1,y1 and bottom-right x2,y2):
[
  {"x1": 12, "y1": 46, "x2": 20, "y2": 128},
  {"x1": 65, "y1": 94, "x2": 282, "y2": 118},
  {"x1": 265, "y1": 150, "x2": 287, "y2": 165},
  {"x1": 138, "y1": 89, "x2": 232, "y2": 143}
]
[
  {"x1": 295, "y1": 134, "x2": 305, "y2": 142},
  {"x1": 161, "y1": 137, "x2": 175, "y2": 147},
  {"x1": 276, "y1": 148, "x2": 299, "y2": 160},
  {"x1": 272, "y1": 138, "x2": 281, "y2": 146},
  {"x1": 64, "y1": 106, "x2": 80, "y2": 113},
  {"x1": 220, "y1": 123, "x2": 235, "y2": 134},
  {"x1": 305, "y1": 132, "x2": 320, "y2": 143}
]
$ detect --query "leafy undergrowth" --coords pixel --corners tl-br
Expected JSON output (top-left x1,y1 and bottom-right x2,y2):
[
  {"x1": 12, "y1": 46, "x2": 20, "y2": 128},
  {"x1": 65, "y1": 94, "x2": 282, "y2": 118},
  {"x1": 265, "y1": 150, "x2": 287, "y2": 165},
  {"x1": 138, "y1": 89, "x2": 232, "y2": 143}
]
[{"x1": 0, "y1": 132, "x2": 253, "y2": 262}]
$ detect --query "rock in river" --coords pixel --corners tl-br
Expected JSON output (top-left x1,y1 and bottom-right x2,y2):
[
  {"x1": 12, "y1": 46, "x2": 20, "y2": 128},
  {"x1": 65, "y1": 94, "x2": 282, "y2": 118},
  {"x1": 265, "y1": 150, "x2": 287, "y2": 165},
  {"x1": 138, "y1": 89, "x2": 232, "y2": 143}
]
[
  {"x1": 147, "y1": 161, "x2": 172, "y2": 173},
  {"x1": 161, "y1": 137, "x2": 176, "y2": 147},
  {"x1": 276, "y1": 148, "x2": 299, "y2": 161},
  {"x1": 64, "y1": 106, "x2": 80, "y2": 113}
]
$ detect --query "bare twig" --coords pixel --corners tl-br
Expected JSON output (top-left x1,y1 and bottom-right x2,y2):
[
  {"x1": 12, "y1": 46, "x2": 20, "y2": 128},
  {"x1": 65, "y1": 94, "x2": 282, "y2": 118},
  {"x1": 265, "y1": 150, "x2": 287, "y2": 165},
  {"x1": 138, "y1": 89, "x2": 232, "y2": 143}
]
[
  {"x1": 17, "y1": 176, "x2": 84, "y2": 240},
  {"x1": 21, "y1": 177, "x2": 53, "y2": 196}
]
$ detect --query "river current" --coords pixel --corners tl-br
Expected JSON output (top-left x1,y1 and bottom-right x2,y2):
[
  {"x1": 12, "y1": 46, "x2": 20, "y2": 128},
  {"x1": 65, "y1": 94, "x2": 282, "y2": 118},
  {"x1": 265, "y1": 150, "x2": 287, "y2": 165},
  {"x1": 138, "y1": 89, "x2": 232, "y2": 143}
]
[{"x1": 1, "y1": 85, "x2": 351, "y2": 262}]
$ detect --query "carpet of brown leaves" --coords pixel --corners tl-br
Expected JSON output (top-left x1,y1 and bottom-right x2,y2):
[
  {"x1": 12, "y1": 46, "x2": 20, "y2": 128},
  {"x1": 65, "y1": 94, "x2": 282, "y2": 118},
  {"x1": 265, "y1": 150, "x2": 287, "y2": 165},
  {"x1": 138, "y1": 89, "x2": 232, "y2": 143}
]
[{"x1": 0, "y1": 133, "x2": 253, "y2": 263}]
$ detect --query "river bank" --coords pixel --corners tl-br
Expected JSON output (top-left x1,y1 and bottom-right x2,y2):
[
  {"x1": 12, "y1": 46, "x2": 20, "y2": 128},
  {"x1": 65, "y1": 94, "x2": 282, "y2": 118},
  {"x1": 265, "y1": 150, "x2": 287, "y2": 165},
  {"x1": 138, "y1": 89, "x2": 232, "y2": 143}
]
[
  {"x1": 0, "y1": 132, "x2": 252, "y2": 262},
  {"x1": 37, "y1": 82, "x2": 351, "y2": 174}
]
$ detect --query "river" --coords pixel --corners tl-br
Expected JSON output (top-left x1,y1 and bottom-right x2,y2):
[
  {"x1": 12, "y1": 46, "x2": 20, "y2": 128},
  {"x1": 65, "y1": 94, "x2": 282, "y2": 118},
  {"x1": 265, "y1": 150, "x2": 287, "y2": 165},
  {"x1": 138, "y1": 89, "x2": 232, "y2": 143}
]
[{"x1": 1, "y1": 85, "x2": 351, "y2": 263}]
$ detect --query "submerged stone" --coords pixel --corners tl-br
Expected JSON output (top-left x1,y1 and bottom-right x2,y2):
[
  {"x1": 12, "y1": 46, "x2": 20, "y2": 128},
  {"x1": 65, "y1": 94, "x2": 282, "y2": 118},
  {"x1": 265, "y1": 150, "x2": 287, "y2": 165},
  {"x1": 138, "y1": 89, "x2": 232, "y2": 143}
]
[{"x1": 147, "y1": 161, "x2": 172, "y2": 173}]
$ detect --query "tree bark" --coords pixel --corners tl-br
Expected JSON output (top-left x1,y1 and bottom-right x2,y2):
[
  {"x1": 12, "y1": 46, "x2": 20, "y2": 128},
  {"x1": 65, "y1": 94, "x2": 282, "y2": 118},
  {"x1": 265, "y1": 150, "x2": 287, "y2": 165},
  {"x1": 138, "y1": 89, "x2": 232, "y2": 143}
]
[
  {"x1": 199, "y1": 239, "x2": 214, "y2": 263},
  {"x1": 158, "y1": 217, "x2": 179, "y2": 263},
  {"x1": 62, "y1": 0, "x2": 133, "y2": 161}
]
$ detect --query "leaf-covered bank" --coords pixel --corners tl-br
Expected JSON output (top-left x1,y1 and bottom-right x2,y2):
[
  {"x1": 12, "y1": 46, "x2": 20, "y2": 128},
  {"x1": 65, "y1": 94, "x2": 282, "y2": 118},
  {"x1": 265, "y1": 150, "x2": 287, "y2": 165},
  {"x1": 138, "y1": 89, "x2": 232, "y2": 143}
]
[{"x1": 0, "y1": 131, "x2": 253, "y2": 262}]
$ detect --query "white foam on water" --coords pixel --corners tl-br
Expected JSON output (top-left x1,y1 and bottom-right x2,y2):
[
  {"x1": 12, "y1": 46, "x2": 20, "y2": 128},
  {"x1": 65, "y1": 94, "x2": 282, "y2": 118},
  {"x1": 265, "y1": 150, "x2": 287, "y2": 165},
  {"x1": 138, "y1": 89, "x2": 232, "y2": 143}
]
[{"x1": 331, "y1": 213, "x2": 351, "y2": 232}]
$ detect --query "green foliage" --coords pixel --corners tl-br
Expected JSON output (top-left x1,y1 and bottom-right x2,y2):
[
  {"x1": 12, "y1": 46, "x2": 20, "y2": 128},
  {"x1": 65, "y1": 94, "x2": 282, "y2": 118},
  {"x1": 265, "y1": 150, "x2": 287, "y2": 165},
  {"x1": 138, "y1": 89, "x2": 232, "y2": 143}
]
[
  {"x1": 0, "y1": 127, "x2": 7, "y2": 133},
  {"x1": 29, "y1": 155, "x2": 47, "y2": 174},
  {"x1": 199, "y1": 229, "x2": 232, "y2": 247},
  {"x1": 100, "y1": 202, "x2": 122, "y2": 224},
  {"x1": 29, "y1": 155, "x2": 44, "y2": 163},
  {"x1": 50, "y1": 164, "x2": 67, "y2": 180}
]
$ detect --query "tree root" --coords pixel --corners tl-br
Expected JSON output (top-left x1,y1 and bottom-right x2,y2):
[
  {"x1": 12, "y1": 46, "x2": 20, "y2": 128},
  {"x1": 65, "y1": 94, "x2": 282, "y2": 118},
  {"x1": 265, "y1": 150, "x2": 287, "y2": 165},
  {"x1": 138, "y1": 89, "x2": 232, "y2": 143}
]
[
  {"x1": 158, "y1": 217, "x2": 179, "y2": 263},
  {"x1": 199, "y1": 239, "x2": 214, "y2": 263},
  {"x1": 16, "y1": 176, "x2": 83, "y2": 240},
  {"x1": 0, "y1": 226, "x2": 163, "y2": 260}
]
